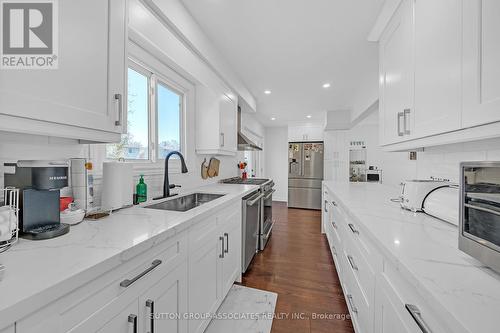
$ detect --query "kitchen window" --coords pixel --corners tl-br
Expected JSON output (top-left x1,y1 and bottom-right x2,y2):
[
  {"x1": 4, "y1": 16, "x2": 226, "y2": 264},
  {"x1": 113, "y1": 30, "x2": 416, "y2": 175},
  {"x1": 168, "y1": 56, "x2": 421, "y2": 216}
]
[{"x1": 106, "y1": 61, "x2": 184, "y2": 161}]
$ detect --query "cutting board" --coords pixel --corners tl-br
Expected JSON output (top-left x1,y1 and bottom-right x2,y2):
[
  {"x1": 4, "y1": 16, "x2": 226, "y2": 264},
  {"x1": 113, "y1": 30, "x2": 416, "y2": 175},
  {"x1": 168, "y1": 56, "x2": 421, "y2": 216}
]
[{"x1": 208, "y1": 158, "x2": 220, "y2": 178}]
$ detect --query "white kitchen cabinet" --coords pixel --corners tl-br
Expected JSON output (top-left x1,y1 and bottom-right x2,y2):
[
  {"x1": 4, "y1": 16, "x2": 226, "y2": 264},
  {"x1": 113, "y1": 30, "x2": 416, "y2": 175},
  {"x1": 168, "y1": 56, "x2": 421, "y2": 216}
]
[
  {"x1": 379, "y1": 0, "x2": 414, "y2": 145},
  {"x1": 96, "y1": 300, "x2": 139, "y2": 333},
  {"x1": 462, "y1": 0, "x2": 500, "y2": 128},
  {"x1": 196, "y1": 85, "x2": 237, "y2": 155},
  {"x1": 288, "y1": 125, "x2": 324, "y2": 142},
  {"x1": 0, "y1": 0, "x2": 127, "y2": 143},
  {"x1": 188, "y1": 234, "x2": 222, "y2": 333},
  {"x1": 413, "y1": 0, "x2": 462, "y2": 138},
  {"x1": 219, "y1": 209, "x2": 242, "y2": 297},
  {"x1": 139, "y1": 262, "x2": 188, "y2": 333}
]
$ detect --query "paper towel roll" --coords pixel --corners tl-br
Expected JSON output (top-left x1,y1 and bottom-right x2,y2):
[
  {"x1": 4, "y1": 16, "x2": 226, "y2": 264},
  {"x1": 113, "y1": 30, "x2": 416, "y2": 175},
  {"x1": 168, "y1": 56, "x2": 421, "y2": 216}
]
[
  {"x1": 101, "y1": 162, "x2": 134, "y2": 211},
  {"x1": 0, "y1": 223, "x2": 11, "y2": 242}
]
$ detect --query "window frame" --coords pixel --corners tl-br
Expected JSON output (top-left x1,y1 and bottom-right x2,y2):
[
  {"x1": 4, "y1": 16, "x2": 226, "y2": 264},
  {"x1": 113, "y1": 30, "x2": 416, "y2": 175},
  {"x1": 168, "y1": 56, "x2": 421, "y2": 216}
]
[{"x1": 107, "y1": 58, "x2": 186, "y2": 165}]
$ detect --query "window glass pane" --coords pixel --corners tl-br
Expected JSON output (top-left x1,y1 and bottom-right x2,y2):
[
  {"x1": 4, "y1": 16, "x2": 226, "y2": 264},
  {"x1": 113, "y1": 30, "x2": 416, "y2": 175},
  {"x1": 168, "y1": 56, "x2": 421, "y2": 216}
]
[
  {"x1": 107, "y1": 68, "x2": 149, "y2": 159},
  {"x1": 157, "y1": 82, "x2": 181, "y2": 159}
]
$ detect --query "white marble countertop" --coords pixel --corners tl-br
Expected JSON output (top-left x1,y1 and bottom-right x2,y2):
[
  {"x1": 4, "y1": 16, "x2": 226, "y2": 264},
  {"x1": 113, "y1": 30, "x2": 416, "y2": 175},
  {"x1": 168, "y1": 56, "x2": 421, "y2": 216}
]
[
  {"x1": 323, "y1": 181, "x2": 500, "y2": 333},
  {"x1": 0, "y1": 183, "x2": 258, "y2": 329}
]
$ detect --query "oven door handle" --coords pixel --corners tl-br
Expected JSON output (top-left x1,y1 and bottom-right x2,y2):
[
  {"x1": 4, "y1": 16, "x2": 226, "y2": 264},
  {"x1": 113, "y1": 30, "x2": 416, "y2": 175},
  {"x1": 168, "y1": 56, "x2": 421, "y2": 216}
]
[
  {"x1": 264, "y1": 189, "x2": 276, "y2": 200},
  {"x1": 464, "y1": 203, "x2": 500, "y2": 216},
  {"x1": 263, "y1": 221, "x2": 274, "y2": 240},
  {"x1": 247, "y1": 193, "x2": 264, "y2": 206}
]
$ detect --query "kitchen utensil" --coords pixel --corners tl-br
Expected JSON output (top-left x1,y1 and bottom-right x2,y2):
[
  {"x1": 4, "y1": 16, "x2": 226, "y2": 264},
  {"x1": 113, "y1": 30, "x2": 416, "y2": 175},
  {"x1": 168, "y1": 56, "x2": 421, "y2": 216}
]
[
  {"x1": 70, "y1": 158, "x2": 95, "y2": 213},
  {"x1": 208, "y1": 158, "x2": 220, "y2": 178},
  {"x1": 201, "y1": 158, "x2": 209, "y2": 180}
]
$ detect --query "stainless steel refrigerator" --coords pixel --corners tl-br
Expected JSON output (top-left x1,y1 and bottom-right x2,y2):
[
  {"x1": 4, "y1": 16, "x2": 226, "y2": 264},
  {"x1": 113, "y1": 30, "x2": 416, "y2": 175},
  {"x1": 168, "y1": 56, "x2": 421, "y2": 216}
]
[{"x1": 288, "y1": 142, "x2": 324, "y2": 209}]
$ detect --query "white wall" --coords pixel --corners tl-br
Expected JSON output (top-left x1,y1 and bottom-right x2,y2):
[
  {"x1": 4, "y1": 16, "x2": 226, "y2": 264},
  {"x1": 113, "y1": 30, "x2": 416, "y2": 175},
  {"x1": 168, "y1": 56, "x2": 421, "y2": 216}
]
[{"x1": 264, "y1": 127, "x2": 288, "y2": 202}]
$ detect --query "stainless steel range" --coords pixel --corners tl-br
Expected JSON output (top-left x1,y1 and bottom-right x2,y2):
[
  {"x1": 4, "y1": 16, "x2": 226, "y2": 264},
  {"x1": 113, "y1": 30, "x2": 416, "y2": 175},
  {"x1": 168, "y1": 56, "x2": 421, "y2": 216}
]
[{"x1": 220, "y1": 177, "x2": 275, "y2": 272}]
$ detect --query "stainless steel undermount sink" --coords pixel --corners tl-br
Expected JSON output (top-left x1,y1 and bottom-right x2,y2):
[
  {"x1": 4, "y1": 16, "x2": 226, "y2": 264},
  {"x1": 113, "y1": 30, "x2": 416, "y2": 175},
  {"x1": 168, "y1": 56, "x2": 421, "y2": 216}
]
[{"x1": 144, "y1": 193, "x2": 225, "y2": 212}]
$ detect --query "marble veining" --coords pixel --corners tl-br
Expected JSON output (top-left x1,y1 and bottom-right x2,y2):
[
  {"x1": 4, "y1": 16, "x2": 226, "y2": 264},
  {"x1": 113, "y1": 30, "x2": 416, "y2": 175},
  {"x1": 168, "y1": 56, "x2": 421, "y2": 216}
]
[
  {"x1": 0, "y1": 183, "x2": 258, "y2": 329},
  {"x1": 324, "y1": 181, "x2": 500, "y2": 333},
  {"x1": 205, "y1": 285, "x2": 277, "y2": 333}
]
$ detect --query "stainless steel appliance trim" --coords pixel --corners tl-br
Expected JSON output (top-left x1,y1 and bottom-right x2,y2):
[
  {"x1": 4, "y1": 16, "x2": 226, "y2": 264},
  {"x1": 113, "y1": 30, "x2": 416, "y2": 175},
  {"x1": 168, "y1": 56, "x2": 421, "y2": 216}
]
[
  {"x1": 347, "y1": 294, "x2": 358, "y2": 314},
  {"x1": 219, "y1": 236, "x2": 225, "y2": 258},
  {"x1": 459, "y1": 162, "x2": 500, "y2": 274},
  {"x1": 405, "y1": 304, "x2": 432, "y2": 333},
  {"x1": 464, "y1": 203, "x2": 500, "y2": 216},
  {"x1": 146, "y1": 299, "x2": 155, "y2": 333},
  {"x1": 114, "y1": 93, "x2": 123, "y2": 126},
  {"x1": 264, "y1": 189, "x2": 276, "y2": 200},
  {"x1": 263, "y1": 221, "x2": 274, "y2": 240},
  {"x1": 120, "y1": 259, "x2": 162, "y2": 288},
  {"x1": 247, "y1": 193, "x2": 264, "y2": 206}
]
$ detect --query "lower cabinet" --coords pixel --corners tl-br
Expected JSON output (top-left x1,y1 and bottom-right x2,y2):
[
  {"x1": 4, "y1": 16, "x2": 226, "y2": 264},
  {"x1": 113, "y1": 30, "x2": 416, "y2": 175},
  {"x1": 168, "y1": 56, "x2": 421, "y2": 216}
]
[
  {"x1": 188, "y1": 203, "x2": 241, "y2": 333},
  {"x1": 13, "y1": 202, "x2": 242, "y2": 333},
  {"x1": 322, "y1": 186, "x2": 451, "y2": 333}
]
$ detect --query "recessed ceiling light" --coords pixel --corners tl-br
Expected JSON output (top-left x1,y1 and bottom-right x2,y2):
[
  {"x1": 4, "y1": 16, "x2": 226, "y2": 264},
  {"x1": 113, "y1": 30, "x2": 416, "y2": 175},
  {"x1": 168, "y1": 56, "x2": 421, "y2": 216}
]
[
  {"x1": 306, "y1": 115, "x2": 312, "y2": 119},
  {"x1": 322, "y1": 83, "x2": 331, "y2": 88},
  {"x1": 270, "y1": 117, "x2": 276, "y2": 121},
  {"x1": 264, "y1": 90, "x2": 272, "y2": 95}
]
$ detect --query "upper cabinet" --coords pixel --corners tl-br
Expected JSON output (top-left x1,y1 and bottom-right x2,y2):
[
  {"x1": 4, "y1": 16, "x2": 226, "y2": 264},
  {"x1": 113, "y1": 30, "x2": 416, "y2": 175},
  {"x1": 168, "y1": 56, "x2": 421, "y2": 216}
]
[
  {"x1": 379, "y1": 0, "x2": 414, "y2": 145},
  {"x1": 195, "y1": 85, "x2": 237, "y2": 156},
  {"x1": 378, "y1": 0, "x2": 500, "y2": 150},
  {"x1": 462, "y1": 0, "x2": 500, "y2": 128},
  {"x1": 288, "y1": 124, "x2": 324, "y2": 142},
  {"x1": 0, "y1": 0, "x2": 127, "y2": 143}
]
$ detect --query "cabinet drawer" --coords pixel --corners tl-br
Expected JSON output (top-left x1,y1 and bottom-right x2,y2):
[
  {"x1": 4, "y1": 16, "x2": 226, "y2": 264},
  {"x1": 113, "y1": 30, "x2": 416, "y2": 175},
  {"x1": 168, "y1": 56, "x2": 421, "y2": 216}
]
[
  {"x1": 342, "y1": 248, "x2": 372, "y2": 333},
  {"x1": 17, "y1": 232, "x2": 187, "y2": 333},
  {"x1": 342, "y1": 235, "x2": 375, "y2": 310},
  {"x1": 380, "y1": 261, "x2": 450, "y2": 333},
  {"x1": 216, "y1": 201, "x2": 241, "y2": 227},
  {"x1": 189, "y1": 214, "x2": 218, "y2": 251}
]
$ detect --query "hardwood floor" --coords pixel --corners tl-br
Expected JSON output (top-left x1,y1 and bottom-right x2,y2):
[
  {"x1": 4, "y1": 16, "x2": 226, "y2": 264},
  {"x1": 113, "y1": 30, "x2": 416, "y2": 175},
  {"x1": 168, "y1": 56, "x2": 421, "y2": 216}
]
[{"x1": 241, "y1": 202, "x2": 354, "y2": 333}]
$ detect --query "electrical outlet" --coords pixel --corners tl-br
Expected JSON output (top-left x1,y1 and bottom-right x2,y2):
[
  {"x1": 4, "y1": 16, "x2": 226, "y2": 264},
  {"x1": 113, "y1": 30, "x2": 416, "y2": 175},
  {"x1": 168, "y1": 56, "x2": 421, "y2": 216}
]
[{"x1": 409, "y1": 151, "x2": 417, "y2": 160}]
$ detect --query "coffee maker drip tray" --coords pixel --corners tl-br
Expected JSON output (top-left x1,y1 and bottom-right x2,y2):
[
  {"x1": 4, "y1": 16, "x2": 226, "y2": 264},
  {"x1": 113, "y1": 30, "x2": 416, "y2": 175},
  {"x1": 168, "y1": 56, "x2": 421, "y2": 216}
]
[{"x1": 21, "y1": 223, "x2": 70, "y2": 240}]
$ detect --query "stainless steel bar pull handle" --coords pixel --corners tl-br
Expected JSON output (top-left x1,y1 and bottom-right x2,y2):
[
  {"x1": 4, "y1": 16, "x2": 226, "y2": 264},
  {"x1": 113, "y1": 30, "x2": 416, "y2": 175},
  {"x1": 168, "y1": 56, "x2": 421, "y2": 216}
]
[
  {"x1": 347, "y1": 295, "x2": 358, "y2": 314},
  {"x1": 128, "y1": 314, "x2": 138, "y2": 333},
  {"x1": 114, "y1": 93, "x2": 123, "y2": 126},
  {"x1": 146, "y1": 299, "x2": 155, "y2": 333},
  {"x1": 405, "y1": 304, "x2": 432, "y2": 333},
  {"x1": 264, "y1": 189, "x2": 276, "y2": 200},
  {"x1": 220, "y1": 133, "x2": 225, "y2": 147},
  {"x1": 120, "y1": 259, "x2": 162, "y2": 288},
  {"x1": 464, "y1": 203, "x2": 500, "y2": 216},
  {"x1": 324, "y1": 200, "x2": 328, "y2": 213},
  {"x1": 219, "y1": 236, "x2": 225, "y2": 258},
  {"x1": 224, "y1": 232, "x2": 229, "y2": 253},
  {"x1": 397, "y1": 112, "x2": 404, "y2": 136},
  {"x1": 247, "y1": 193, "x2": 264, "y2": 206},
  {"x1": 347, "y1": 255, "x2": 358, "y2": 271},
  {"x1": 404, "y1": 108, "x2": 411, "y2": 135},
  {"x1": 348, "y1": 223, "x2": 359, "y2": 235}
]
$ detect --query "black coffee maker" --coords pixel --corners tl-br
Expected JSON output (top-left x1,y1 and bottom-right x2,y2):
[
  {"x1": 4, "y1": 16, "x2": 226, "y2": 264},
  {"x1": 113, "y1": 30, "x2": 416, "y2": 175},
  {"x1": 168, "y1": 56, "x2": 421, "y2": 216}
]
[{"x1": 4, "y1": 160, "x2": 70, "y2": 240}]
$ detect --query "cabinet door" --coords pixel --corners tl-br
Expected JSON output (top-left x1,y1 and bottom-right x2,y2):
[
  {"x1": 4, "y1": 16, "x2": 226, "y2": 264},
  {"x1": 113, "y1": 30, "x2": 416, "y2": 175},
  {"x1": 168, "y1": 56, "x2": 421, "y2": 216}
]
[
  {"x1": 462, "y1": 0, "x2": 500, "y2": 127},
  {"x1": 139, "y1": 262, "x2": 188, "y2": 333},
  {"x1": 0, "y1": 0, "x2": 126, "y2": 134},
  {"x1": 219, "y1": 94, "x2": 237, "y2": 153},
  {"x1": 220, "y1": 210, "x2": 242, "y2": 296},
  {"x1": 413, "y1": 0, "x2": 462, "y2": 137},
  {"x1": 96, "y1": 300, "x2": 139, "y2": 333},
  {"x1": 188, "y1": 236, "x2": 223, "y2": 333},
  {"x1": 379, "y1": 0, "x2": 414, "y2": 145},
  {"x1": 374, "y1": 277, "x2": 415, "y2": 333}
]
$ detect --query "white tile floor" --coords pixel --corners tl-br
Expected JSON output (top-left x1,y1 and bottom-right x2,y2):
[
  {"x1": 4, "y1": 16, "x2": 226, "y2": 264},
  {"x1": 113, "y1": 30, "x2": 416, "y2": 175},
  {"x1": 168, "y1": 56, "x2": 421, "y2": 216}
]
[{"x1": 205, "y1": 285, "x2": 277, "y2": 333}]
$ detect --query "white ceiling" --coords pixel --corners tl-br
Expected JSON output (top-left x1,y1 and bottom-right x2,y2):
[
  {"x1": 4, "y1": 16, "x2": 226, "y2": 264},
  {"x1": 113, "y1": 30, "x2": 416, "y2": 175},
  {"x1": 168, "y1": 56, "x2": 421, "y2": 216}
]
[{"x1": 180, "y1": 0, "x2": 384, "y2": 127}]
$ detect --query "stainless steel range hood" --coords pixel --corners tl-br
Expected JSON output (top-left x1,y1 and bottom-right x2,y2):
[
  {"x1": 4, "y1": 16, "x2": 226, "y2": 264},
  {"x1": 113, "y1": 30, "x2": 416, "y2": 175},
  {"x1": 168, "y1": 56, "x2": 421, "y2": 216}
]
[{"x1": 238, "y1": 107, "x2": 262, "y2": 151}]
